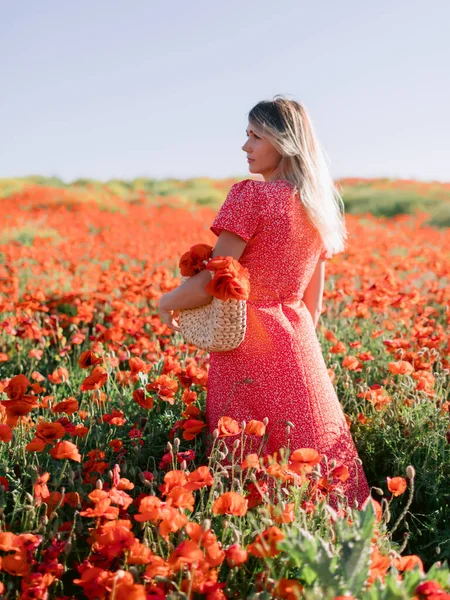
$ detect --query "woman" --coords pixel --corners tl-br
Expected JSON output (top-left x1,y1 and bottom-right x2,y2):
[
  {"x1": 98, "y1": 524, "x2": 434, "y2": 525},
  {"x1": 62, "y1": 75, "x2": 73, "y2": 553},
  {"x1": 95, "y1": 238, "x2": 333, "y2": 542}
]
[{"x1": 159, "y1": 95, "x2": 371, "y2": 510}]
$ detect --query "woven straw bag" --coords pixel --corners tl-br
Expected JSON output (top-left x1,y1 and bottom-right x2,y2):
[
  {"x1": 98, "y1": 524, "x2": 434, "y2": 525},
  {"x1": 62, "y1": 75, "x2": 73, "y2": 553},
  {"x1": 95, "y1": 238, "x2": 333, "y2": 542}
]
[{"x1": 178, "y1": 274, "x2": 247, "y2": 352}]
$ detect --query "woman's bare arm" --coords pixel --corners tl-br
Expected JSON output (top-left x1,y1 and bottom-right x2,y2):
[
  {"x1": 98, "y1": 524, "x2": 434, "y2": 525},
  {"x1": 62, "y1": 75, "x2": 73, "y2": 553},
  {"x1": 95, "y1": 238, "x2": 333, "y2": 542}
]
[{"x1": 301, "y1": 259, "x2": 325, "y2": 328}]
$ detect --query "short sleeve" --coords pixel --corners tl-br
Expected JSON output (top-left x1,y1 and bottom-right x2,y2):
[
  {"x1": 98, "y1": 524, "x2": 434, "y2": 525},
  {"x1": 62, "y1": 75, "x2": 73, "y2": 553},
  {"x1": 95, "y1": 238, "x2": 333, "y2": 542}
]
[{"x1": 210, "y1": 179, "x2": 262, "y2": 243}]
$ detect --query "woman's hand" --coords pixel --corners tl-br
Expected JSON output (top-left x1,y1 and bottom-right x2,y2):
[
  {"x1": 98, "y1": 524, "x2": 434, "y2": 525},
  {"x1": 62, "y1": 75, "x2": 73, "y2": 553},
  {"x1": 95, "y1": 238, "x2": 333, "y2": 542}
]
[{"x1": 158, "y1": 295, "x2": 182, "y2": 332}]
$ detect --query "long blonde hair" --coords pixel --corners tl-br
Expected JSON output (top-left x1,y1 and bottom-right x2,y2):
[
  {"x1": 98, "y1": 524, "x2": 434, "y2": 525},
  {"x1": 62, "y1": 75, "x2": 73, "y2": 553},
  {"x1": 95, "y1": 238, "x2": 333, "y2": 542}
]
[{"x1": 248, "y1": 95, "x2": 348, "y2": 257}]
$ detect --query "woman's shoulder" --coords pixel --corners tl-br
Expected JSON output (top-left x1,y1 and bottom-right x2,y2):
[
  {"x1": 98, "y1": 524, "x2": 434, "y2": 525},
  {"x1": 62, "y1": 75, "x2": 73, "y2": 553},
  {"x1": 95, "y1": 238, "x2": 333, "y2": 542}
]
[
  {"x1": 231, "y1": 178, "x2": 295, "y2": 193},
  {"x1": 242, "y1": 178, "x2": 295, "y2": 187}
]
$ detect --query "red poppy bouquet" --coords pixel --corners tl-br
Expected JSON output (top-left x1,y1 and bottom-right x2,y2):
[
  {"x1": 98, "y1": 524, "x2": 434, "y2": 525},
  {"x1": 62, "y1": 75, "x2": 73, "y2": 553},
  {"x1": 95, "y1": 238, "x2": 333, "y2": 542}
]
[
  {"x1": 179, "y1": 243, "x2": 250, "y2": 301},
  {"x1": 177, "y1": 243, "x2": 250, "y2": 352}
]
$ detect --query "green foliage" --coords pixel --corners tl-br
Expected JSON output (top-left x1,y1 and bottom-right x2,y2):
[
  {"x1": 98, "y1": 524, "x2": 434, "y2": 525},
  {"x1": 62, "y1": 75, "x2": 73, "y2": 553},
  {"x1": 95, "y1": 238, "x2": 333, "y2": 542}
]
[
  {"x1": 0, "y1": 225, "x2": 61, "y2": 246},
  {"x1": 426, "y1": 203, "x2": 450, "y2": 227},
  {"x1": 2, "y1": 177, "x2": 450, "y2": 223},
  {"x1": 279, "y1": 501, "x2": 376, "y2": 596},
  {"x1": 315, "y1": 333, "x2": 450, "y2": 569},
  {"x1": 343, "y1": 188, "x2": 442, "y2": 219}
]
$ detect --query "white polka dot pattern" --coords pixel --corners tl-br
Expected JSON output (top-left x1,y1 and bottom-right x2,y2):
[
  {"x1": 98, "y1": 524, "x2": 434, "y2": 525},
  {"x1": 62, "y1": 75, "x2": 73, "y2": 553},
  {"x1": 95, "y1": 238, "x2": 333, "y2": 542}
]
[{"x1": 206, "y1": 179, "x2": 371, "y2": 509}]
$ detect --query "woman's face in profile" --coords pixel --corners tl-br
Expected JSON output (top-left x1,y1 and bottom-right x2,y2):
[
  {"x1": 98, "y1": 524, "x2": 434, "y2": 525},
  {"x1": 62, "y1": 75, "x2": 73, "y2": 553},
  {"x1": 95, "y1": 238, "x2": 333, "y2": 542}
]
[{"x1": 242, "y1": 122, "x2": 282, "y2": 181}]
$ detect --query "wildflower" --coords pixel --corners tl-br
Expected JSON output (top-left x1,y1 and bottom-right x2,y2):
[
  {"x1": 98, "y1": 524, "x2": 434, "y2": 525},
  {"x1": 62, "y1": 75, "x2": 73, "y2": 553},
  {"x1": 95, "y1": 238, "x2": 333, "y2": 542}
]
[
  {"x1": 217, "y1": 416, "x2": 241, "y2": 437},
  {"x1": 78, "y1": 350, "x2": 103, "y2": 369},
  {"x1": 245, "y1": 420, "x2": 266, "y2": 436},
  {"x1": 245, "y1": 479, "x2": 269, "y2": 509},
  {"x1": 109, "y1": 439, "x2": 123, "y2": 452},
  {"x1": 134, "y1": 495, "x2": 163, "y2": 522},
  {"x1": 51, "y1": 397, "x2": 79, "y2": 415},
  {"x1": 366, "y1": 545, "x2": 390, "y2": 585},
  {"x1": 79, "y1": 497, "x2": 119, "y2": 520},
  {"x1": 48, "y1": 367, "x2": 69, "y2": 384},
  {"x1": 80, "y1": 366, "x2": 108, "y2": 391},
  {"x1": 247, "y1": 526, "x2": 285, "y2": 558},
  {"x1": 181, "y1": 418, "x2": 207, "y2": 440},
  {"x1": 0, "y1": 424, "x2": 13, "y2": 442},
  {"x1": 387, "y1": 476, "x2": 407, "y2": 496},
  {"x1": 49, "y1": 440, "x2": 82, "y2": 462},
  {"x1": 33, "y1": 473, "x2": 50, "y2": 505},
  {"x1": 167, "y1": 539, "x2": 204, "y2": 571},
  {"x1": 165, "y1": 487, "x2": 195, "y2": 511},
  {"x1": 183, "y1": 466, "x2": 214, "y2": 491},
  {"x1": 143, "y1": 555, "x2": 171, "y2": 580},
  {"x1": 126, "y1": 541, "x2": 154, "y2": 565},
  {"x1": 92, "y1": 520, "x2": 136, "y2": 561},
  {"x1": 392, "y1": 554, "x2": 424, "y2": 573},
  {"x1": 388, "y1": 360, "x2": 414, "y2": 375},
  {"x1": 273, "y1": 578, "x2": 303, "y2": 599},
  {"x1": 145, "y1": 374, "x2": 178, "y2": 404},
  {"x1": 3, "y1": 374, "x2": 31, "y2": 401},
  {"x1": 288, "y1": 448, "x2": 322, "y2": 475},
  {"x1": 35, "y1": 421, "x2": 66, "y2": 443},
  {"x1": 25, "y1": 437, "x2": 46, "y2": 452},
  {"x1": 269, "y1": 502, "x2": 295, "y2": 524},
  {"x1": 158, "y1": 506, "x2": 189, "y2": 540},
  {"x1": 212, "y1": 492, "x2": 248, "y2": 517},
  {"x1": 133, "y1": 388, "x2": 154, "y2": 410},
  {"x1": 240, "y1": 453, "x2": 264, "y2": 472},
  {"x1": 330, "y1": 464, "x2": 350, "y2": 482},
  {"x1": 225, "y1": 543, "x2": 248, "y2": 568}
]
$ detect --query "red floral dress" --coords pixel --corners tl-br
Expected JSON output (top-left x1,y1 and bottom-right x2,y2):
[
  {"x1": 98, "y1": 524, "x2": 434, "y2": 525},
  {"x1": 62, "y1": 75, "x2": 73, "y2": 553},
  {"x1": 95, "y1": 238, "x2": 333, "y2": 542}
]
[{"x1": 206, "y1": 178, "x2": 371, "y2": 509}]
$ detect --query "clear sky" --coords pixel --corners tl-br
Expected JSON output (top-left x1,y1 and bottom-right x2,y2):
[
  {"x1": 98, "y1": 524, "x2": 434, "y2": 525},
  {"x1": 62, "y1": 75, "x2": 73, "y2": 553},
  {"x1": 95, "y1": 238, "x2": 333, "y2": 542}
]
[{"x1": 1, "y1": 1, "x2": 449, "y2": 183}]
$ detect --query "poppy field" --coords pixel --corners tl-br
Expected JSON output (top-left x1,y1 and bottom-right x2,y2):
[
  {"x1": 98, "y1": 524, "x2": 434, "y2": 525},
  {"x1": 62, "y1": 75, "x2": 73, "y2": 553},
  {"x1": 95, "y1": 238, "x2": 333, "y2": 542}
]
[{"x1": 0, "y1": 180, "x2": 450, "y2": 599}]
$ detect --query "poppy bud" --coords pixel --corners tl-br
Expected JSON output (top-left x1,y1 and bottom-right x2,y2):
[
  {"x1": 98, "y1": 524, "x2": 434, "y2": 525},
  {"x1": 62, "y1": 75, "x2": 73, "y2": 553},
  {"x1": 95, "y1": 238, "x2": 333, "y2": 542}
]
[
  {"x1": 225, "y1": 543, "x2": 247, "y2": 568},
  {"x1": 67, "y1": 468, "x2": 75, "y2": 485},
  {"x1": 406, "y1": 465, "x2": 415, "y2": 479},
  {"x1": 128, "y1": 566, "x2": 139, "y2": 578},
  {"x1": 115, "y1": 570, "x2": 126, "y2": 581}
]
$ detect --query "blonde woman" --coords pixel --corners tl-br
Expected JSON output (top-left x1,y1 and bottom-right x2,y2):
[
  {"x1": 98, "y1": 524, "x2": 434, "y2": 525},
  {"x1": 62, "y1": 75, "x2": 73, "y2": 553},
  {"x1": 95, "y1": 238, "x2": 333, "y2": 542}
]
[{"x1": 159, "y1": 96, "x2": 371, "y2": 510}]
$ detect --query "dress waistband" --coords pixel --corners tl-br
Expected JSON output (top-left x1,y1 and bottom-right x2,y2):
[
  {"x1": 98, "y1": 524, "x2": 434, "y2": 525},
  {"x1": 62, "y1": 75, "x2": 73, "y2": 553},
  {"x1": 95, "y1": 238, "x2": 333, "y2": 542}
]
[{"x1": 247, "y1": 293, "x2": 303, "y2": 307}]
